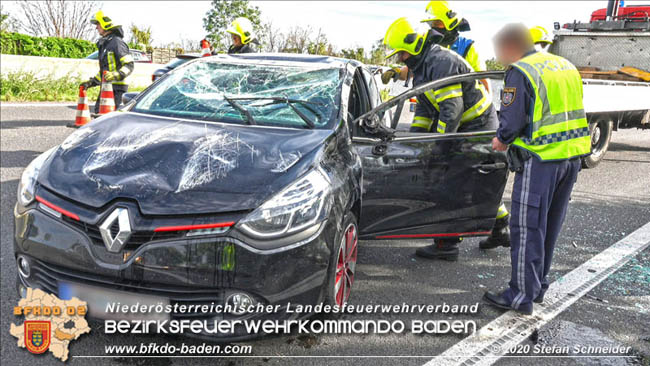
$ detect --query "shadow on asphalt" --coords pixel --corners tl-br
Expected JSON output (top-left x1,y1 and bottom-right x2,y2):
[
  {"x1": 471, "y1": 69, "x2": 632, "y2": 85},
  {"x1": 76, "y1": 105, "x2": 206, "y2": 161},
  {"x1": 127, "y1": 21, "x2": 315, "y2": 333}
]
[
  {"x1": 608, "y1": 142, "x2": 650, "y2": 153},
  {"x1": 0, "y1": 151, "x2": 41, "y2": 168},
  {"x1": 0, "y1": 119, "x2": 71, "y2": 129}
]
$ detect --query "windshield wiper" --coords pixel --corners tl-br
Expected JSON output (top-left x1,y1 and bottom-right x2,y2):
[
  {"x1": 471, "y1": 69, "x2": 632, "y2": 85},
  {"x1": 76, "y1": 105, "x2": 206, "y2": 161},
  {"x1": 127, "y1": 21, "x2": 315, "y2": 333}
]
[
  {"x1": 227, "y1": 96, "x2": 322, "y2": 129},
  {"x1": 223, "y1": 95, "x2": 256, "y2": 125}
]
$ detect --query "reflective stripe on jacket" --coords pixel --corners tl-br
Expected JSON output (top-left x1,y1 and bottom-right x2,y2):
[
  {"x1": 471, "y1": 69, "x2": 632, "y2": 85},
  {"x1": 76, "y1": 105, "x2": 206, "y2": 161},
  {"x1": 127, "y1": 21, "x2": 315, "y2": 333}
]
[
  {"x1": 510, "y1": 52, "x2": 591, "y2": 161},
  {"x1": 412, "y1": 44, "x2": 494, "y2": 133},
  {"x1": 94, "y1": 31, "x2": 134, "y2": 86}
]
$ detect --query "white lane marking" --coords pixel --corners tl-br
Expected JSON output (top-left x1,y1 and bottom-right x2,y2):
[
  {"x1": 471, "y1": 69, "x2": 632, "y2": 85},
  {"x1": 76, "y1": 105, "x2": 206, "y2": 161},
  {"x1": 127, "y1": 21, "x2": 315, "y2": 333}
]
[
  {"x1": 1, "y1": 103, "x2": 75, "y2": 108},
  {"x1": 426, "y1": 220, "x2": 650, "y2": 366}
]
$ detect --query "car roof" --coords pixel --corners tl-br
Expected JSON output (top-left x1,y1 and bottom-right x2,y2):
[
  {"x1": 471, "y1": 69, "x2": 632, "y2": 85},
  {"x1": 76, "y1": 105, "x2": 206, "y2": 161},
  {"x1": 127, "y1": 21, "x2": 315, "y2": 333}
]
[{"x1": 203, "y1": 52, "x2": 364, "y2": 69}]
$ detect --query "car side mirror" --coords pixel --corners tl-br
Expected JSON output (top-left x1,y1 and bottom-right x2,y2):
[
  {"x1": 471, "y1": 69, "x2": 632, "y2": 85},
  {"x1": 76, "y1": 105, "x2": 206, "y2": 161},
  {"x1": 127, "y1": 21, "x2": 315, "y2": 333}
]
[
  {"x1": 121, "y1": 92, "x2": 139, "y2": 105},
  {"x1": 361, "y1": 113, "x2": 395, "y2": 142}
]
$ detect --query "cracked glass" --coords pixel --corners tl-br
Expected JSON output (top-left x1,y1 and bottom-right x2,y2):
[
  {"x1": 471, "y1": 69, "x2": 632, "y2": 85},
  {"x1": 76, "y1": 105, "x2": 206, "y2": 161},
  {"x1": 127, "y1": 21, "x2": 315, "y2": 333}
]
[{"x1": 133, "y1": 60, "x2": 342, "y2": 129}]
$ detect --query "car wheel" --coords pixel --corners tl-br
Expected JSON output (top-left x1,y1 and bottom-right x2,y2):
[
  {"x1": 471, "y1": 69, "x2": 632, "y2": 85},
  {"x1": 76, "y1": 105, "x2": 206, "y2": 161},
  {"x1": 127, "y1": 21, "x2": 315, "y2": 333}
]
[
  {"x1": 323, "y1": 213, "x2": 358, "y2": 308},
  {"x1": 582, "y1": 116, "x2": 613, "y2": 169}
]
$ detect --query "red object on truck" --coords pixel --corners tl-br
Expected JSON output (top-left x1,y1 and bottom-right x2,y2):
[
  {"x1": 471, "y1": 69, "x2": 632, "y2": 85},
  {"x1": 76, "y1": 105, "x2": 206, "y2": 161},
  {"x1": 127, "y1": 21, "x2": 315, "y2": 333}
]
[{"x1": 590, "y1": 5, "x2": 650, "y2": 22}]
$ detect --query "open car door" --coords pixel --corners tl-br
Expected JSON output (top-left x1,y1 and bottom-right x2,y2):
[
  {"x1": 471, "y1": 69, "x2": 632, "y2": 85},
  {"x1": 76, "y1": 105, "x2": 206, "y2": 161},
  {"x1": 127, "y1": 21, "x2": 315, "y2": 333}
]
[{"x1": 352, "y1": 71, "x2": 509, "y2": 240}]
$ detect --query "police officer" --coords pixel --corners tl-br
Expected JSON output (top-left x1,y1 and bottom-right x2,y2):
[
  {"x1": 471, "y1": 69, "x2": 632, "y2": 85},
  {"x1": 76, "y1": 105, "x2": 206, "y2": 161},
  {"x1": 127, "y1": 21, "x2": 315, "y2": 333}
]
[
  {"x1": 384, "y1": 17, "x2": 499, "y2": 261},
  {"x1": 81, "y1": 11, "x2": 134, "y2": 113},
  {"x1": 226, "y1": 17, "x2": 257, "y2": 54},
  {"x1": 483, "y1": 23, "x2": 590, "y2": 315},
  {"x1": 530, "y1": 25, "x2": 553, "y2": 52}
]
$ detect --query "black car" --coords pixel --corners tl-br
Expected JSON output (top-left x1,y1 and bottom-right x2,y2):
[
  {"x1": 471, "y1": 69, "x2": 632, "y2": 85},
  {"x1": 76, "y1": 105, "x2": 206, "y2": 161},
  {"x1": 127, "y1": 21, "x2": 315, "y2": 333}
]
[
  {"x1": 14, "y1": 54, "x2": 508, "y2": 339},
  {"x1": 151, "y1": 54, "x2": 200, "y2": 82}
]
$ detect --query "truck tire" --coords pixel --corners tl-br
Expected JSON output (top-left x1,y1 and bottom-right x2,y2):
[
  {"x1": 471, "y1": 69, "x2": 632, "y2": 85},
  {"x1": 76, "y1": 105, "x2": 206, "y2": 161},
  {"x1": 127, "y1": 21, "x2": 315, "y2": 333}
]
[{"x1": 582, "y1": 116, "x2": 613, "y2": 169}]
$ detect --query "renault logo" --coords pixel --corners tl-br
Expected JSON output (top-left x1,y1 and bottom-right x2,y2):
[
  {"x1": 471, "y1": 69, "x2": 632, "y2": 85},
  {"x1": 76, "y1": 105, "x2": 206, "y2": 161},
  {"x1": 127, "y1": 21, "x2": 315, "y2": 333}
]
[{"x1": 99, "y1": 208, "x2": 131, "y2": 253}]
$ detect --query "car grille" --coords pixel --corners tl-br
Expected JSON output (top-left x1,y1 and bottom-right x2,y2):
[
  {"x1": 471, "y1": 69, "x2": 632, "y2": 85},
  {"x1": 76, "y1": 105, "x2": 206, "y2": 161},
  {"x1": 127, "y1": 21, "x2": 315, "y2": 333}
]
[
  {"x1": 30, "y1": 259, "x2": 227, "y2": 321},
  {"x1": 62, "y1": 216, "x2": 185, "y2": 250}
]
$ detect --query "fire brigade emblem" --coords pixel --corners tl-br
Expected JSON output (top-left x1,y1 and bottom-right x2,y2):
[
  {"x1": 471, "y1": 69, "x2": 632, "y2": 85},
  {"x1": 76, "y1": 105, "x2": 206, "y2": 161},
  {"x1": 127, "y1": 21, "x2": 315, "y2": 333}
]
[{"x1": 25, "y1": 320, "x2": 51, "y2": 354}]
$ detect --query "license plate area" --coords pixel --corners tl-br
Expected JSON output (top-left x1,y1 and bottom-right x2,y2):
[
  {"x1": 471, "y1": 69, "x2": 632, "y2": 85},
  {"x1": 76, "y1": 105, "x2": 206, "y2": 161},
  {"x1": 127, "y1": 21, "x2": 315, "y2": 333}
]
[{"x1": 58, "y1": 281, "x2": 169, "y2": 322}]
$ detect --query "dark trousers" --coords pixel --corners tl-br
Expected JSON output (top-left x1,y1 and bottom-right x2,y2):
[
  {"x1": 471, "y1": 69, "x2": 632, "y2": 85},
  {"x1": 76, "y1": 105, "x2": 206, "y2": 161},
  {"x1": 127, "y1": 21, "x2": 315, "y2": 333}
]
[
  {"x1": 501, "y1": 156, "x2": 580, "y2": 313},
  {"x1": 93, "y1": 85, "x2": 127, "y2": 114}
]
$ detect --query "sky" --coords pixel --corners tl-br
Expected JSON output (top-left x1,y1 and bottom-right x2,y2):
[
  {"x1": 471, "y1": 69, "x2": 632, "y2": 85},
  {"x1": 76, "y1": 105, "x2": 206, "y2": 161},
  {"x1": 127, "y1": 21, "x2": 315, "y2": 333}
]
[{"x1": 4, "y1": 1, "x2": 647, "y2": 60}]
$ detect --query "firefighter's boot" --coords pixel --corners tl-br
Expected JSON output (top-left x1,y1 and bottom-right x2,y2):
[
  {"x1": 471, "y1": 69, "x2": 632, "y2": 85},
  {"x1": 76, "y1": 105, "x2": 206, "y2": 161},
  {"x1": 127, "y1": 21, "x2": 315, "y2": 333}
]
[
  {"x1": 479, "y1": 215, "x2": 511, "y2": 249},
  {"x1": 415, "y1": 238, "x2": 460, "y2": 261}
]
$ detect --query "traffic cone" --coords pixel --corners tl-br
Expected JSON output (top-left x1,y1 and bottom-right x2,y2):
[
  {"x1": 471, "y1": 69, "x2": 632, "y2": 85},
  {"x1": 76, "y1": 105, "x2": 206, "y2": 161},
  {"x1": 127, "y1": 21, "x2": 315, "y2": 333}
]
[
  {"x1": 74, "y1": 86, "x2": 91, "y2": 126},
  {"x1": 98, "y1": 72, "x2": 115, "y2": 115},
  {"x1": 200, "y1": 39, "x2": 211, "y2": 57}
]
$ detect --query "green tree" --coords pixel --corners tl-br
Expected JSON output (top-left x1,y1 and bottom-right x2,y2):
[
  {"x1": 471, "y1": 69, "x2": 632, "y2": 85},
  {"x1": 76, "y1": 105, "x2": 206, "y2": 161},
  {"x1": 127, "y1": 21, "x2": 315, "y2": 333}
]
[
  {"x1": 486, "y1": 58, "x2": 505, "y2": 71},
  {"x1": 341, "y1": 47, "x2": 368, "y2": 63},
  {"x1": 368, "y1": 39, "x2": 387, "y2": 66},
  {"x1": 203, "y1": 0, "x2": 262, "y2": 53},
  {"x1": 129, "y1": 24, "x2": 152, "y2": 51}
]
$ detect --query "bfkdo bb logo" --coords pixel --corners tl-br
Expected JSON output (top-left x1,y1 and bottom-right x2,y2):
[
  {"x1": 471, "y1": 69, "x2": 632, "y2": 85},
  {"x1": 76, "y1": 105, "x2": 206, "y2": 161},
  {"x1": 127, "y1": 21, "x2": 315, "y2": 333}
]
[{"x1": 25, "y1": 320, "x2": 51, "y2": 354}]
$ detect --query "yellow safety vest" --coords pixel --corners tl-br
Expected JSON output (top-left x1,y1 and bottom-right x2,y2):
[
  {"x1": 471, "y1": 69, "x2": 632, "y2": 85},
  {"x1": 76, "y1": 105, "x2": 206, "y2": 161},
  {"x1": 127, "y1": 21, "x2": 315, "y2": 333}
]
[{"x1": 510, "y1": 52, "x2": 591, "y2": 161}]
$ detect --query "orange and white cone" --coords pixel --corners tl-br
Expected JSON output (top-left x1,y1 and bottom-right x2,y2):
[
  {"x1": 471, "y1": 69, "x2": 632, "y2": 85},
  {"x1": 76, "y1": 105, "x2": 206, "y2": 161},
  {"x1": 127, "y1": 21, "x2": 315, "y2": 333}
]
[
  {"x1": 74, "y1": 86, "x2": 91, "y2": 127},
  {"x1": 98, "y1": 72, "x2": 115, "y2": 115},
  {"x1": 200, "y1": 39, "x2": 211, "y2": 57}
]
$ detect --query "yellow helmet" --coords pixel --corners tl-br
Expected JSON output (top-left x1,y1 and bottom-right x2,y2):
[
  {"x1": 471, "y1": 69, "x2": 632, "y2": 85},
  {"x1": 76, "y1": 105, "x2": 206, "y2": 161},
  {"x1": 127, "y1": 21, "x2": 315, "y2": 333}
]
[
  {"x1": 90, "y1": 10, "x2": 118, "y2": 31},
  {"x1": 422, "y1": 1, "x2": 460, "y2": 31},
  {"x1": 383, "y1": 17, "x2": 426, "y2": 58},
  {"x1": 530, "y1": 26, "x2": 553, "y2": 45},
  {"x1": 227, "y1": 17, "x2": 254, "y2": 45}
]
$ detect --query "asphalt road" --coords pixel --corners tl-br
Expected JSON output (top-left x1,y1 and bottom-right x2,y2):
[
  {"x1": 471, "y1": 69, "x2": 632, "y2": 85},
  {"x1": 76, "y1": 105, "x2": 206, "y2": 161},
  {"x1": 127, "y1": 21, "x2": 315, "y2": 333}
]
[{"x1": 1, "y1": 104, "x2": 649, "y2": 366}]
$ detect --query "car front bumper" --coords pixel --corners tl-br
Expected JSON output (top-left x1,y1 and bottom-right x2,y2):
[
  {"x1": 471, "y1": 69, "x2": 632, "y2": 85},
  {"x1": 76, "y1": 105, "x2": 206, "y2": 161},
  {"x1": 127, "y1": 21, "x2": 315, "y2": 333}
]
[{"x1": 14, "y1": 204, "x2": 333, "y2": 339}]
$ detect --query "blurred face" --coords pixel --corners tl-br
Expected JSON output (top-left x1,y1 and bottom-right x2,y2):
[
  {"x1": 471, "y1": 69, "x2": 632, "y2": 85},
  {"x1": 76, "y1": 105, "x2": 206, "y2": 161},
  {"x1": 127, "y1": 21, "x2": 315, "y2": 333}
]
[
  {"x1": 231, "y1": 33, "x2": 242, "y2": 47},
  {"x1": 495, "y1": 41, "x2": 520, "y2": 66}
]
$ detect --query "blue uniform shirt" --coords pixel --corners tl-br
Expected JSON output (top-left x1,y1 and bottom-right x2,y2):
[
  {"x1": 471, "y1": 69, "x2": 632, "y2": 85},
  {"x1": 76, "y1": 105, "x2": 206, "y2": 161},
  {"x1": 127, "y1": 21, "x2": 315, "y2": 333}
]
[{"x1": 497, "y1": 52, "x2": 536, "y2": 144}]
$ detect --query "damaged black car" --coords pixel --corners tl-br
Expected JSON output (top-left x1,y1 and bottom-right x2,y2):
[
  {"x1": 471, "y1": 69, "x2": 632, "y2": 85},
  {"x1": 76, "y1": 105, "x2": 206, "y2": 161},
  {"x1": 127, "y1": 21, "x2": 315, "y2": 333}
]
[{"x1": 14, "y1": 54, "x2": 508, "y2": 339}]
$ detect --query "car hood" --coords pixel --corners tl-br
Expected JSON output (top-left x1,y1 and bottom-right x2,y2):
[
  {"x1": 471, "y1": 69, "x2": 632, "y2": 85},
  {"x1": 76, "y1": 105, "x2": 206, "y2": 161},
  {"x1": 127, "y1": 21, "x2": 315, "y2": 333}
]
[{"x1": 39, "y1": 112, "x2": 333, "y2": 215}]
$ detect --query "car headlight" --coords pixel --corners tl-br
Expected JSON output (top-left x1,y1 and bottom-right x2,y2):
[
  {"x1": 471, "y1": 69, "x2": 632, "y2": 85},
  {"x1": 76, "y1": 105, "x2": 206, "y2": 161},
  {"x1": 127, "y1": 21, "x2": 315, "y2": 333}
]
[
  {"x1": 239, "y1": 168, "x2": 331, "y2": 238},
  {"x1": 17, "y1": 147, "x2": 56, "y2": 207}
]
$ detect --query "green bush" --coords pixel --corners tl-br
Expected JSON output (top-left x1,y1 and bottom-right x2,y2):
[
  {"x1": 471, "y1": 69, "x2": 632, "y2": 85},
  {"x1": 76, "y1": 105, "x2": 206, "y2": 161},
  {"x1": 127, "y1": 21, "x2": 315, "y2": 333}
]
[
  {"x1": 1, "y1": 32, "x2": 97, "y2": 59},
  {"x1": 0, "y1": 71, "x2": 145, "y2": 102}
]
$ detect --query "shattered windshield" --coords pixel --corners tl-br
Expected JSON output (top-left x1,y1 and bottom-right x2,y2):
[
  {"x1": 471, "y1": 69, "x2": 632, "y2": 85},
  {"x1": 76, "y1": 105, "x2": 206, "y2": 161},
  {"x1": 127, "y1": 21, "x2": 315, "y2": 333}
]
[{"x1": 133, "y1": 60, "x2": 342, "y2": 129}]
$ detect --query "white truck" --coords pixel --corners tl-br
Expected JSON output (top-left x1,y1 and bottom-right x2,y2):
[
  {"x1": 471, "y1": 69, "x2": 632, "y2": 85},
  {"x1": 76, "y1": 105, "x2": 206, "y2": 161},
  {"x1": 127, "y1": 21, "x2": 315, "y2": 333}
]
[{"x1": 549, "y1": 0, "x2": 650, "y2": 167}]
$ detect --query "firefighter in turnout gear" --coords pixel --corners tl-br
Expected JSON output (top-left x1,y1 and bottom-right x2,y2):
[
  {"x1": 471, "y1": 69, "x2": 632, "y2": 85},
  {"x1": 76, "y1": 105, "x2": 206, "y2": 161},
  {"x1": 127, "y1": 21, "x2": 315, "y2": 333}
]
[
  {"x1": 226, "y1": 17, "x2": 257, "y2": 54},
  {"x1": 483, "y1": 23, "x2": 590, "y2": 315},
  {"x1": 424, "y1": 0, "x2": 510, "y2": 249},
  {"x1": 81, "y1": 11, "x2": 134, "y2": 113},
  {"x1": 381, "y1": 1, "x2": 488, "y2": 91},
  {"x1": 384, "y1": 17, "x2": 500, "y2": 261}
]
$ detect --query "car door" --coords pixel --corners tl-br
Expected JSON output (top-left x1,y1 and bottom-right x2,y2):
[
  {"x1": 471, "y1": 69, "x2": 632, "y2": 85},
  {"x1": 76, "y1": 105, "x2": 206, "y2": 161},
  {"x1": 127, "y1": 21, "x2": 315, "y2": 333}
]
[{"x1": 353, "y1": 71, "x2": 509, "y2": 240}]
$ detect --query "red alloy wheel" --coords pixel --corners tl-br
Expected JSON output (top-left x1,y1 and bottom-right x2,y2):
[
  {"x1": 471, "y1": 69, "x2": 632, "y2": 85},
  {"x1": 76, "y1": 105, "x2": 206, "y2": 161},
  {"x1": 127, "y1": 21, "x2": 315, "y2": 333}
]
[{"x1": 334, "y1": 223, "x2": 358, "y2": 306}]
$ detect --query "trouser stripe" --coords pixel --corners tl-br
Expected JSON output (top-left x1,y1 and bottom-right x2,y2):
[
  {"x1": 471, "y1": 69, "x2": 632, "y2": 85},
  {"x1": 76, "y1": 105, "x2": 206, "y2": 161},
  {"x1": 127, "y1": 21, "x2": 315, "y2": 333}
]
[{"x1": 513, "y1": 159, "x2": 531, "y2": 309}]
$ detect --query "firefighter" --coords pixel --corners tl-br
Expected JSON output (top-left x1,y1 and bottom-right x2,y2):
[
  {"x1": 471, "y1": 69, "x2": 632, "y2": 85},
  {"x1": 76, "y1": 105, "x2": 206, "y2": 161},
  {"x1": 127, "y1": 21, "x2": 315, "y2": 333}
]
[
  {"x1": 80, "y1": 10, "x2": 133, "y2": 113},
  {"x1": 483, "y1": 23, "x2": 590, "y2": 315},
  {"x1": 384, "y1": 17, "x2": 499, "y2": 261},
  {"x1": 424, "y1": 0, "x2": 511, "y2": 250},
  {"x1": 226, "y1": 17, "x2": 257, "y2": 54},
  {"x1": 530, "y1": 25, "x2": 553, "y2": 52},
  {"x1": 381, "y1": 1, "x2": 487, "y2": 88}
]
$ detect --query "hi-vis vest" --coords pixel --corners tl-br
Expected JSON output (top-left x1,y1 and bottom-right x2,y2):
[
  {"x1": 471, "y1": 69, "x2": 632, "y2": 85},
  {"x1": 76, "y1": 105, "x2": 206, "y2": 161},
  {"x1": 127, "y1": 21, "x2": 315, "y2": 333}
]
[{"x1": 510, "y1": 52, "x2": 591, "y2": 161}]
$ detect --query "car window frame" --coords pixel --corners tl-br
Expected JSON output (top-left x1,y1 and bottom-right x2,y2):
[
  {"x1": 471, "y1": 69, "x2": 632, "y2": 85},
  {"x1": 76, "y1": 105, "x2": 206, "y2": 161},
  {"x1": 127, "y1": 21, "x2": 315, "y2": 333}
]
[{"x1": 352, "y1": 71, "x2": 505, "y2": 140}]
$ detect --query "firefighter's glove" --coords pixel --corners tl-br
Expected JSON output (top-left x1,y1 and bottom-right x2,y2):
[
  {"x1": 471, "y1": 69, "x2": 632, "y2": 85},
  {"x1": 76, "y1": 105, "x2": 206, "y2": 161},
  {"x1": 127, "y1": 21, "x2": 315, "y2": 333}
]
[
  {"x1": 381, "y1": 67, "x2": 401, "y2": 85},
  {"x1": 103, "y1": 71, "x2": 121, "y2": 82},
  {"x1": 79, "y1": 79, "x2": 93, "y2": 89}
]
